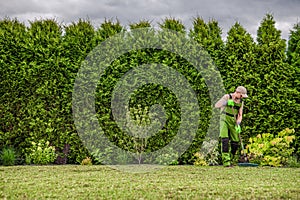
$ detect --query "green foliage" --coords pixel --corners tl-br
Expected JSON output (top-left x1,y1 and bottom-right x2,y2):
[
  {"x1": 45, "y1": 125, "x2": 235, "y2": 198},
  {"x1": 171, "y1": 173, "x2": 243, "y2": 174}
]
[
  {"x1": 0, "y1": 14, "x2": 300, "y2": 165},
  {"x1": 81, "y1": 157, "x2": 93, "y2": 165},
  {"x1": 154, "y1": 151, "x2": 179, "y2": 165},
  {"x1": 0, "y1": 147, "x2": 16, "y2": 166},
  {"x1": 245, "y1": 128, "x2": 296, "y2": 166},
  {"x1": 129, "y1": 21, "x2": 152, "y2": 29},
  {"x1": 193, "y1": 144, "x2": 221, "y2": 166},
  {"x1": 96, "y1": 19, "x2": 123, "y2": 41},
  {"x1": 287, "y1": 22, "x2": 300, "y2": 156},
  {"x1": 189, "y1": 17, "x2": 224, "y2": 67},
  {"x1": 159, "y1": 17, "x2": 186, "y2": 33},
  {"x1": 0, "y1": 18, "x2": 91, "y2": 164},
  {"x1": 193, "y1": 152, "x2": 208, "y2": 166},
  {"x1": 287, "y1": 23, "x2": 300, "y2": 67},
  {"x1": 286, "y1": 156, "x2": 300, "y2": 168},
  {"x1": 25, "y1": 140, "x2": 57, "y2": 165}
]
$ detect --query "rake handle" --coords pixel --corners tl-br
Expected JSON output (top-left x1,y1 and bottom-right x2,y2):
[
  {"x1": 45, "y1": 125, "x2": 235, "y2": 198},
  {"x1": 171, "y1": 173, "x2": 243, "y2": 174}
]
[{"x1": 231, "y1": 105, "x2": 248, "y2": 162}]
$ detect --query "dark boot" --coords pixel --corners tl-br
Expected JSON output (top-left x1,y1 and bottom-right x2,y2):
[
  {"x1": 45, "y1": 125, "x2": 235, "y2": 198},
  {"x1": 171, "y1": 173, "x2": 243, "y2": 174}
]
[
  {"x1": 230, "y1": 141, "x2": 239, "y2": 163},
  {"x1": 231, "y1": 141, "x2": 239, "y2": 156}
]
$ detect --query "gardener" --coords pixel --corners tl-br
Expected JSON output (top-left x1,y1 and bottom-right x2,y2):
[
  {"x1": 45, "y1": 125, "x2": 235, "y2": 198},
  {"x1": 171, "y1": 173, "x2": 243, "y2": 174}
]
[{"x1": 215, "y1": 86, "x2": 248, "y2": 167}]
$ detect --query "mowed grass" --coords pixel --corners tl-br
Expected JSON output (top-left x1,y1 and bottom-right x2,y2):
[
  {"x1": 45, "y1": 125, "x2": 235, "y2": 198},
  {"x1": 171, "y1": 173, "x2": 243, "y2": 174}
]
[{"x1": 1, "y1": 165, "x2": 299, "y2": 199}]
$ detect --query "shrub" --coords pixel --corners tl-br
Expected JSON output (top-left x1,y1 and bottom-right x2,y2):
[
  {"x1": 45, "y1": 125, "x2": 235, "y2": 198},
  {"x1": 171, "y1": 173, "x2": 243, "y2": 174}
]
[
  {"x1": 25, "y1": 140, "x2": 57, "y2": 165},
  {"x1": 286, "y1": 156, "x2": 300, "y2": 168},
  {"x1": 154, "y1": 151, "x2": 179, "y2": 165},
  {"x1": 193, "y1": 152, "x2": 208, "y2": 166},
  {"x1": 245, "y1": 128, "x2": 296, "y2": 167},
  {"x1": 81, "y1": 157, "x2": 92, "y2": 165},
  {"x1": 55, "y1": 144, "x2": 70, "y2": 165},
  {"x1": 0, "y1": 147, "x2": 16, "y2": 166}
]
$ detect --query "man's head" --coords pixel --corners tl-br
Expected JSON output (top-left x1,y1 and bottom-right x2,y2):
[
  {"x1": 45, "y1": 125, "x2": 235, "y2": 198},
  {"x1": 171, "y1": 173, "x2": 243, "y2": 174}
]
[{"x1": 235, "y1": 86, "x2": 248, "y2": 98}]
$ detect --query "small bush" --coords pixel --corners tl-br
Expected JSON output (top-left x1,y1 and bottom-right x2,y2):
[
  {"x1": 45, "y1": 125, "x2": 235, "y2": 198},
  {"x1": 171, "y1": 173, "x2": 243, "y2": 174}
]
[
  {"x1": 286, "y1": 156, "x2": 300, "y2": 168},
  {"x1": 0, "y1": 147, "x2": 16, "y2": 166},
  {"x1": 193, "y1": 144, "x2": 221, "y2": 166},
  {"x1": 55, "y1": 144, "x2": 70, "y2": 165},
  {"x1": 154, "y1": 151, "x2": 179, "y2": 165},
  {"x1": 193, "y1": 152, "x2": 208, "y2": 166},
  {"x1": 245, "y1": 128, "x2": 296, "y2": 167},
  {"x1": 25, "y1": 140, "x2": 57, "y2": 165},
  {"x1": 81, "y1": 157, "x2": 92, "y2": 165}
]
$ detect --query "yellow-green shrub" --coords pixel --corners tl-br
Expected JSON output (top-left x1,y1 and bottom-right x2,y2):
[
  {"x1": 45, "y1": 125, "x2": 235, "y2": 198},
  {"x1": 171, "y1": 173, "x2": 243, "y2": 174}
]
[
  {"x1": 81, "y1": 157, "x2": 92, "y2": 165},
  {"x1": 25, "y1": 140, "x2": 57, "y2": 165},
  {"x1": 245, "y1": 128, "x2": 296, "y2": 167},
  {"x1": 193, "y1": 152, "x2": 208, "y2": 166}
]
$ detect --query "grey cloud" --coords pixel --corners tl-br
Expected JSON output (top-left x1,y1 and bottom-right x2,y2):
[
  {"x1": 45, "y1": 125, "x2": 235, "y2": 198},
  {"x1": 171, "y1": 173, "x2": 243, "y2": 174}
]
[{"x1": 0, "y1": 0, "x2": 299, "y2": 40}]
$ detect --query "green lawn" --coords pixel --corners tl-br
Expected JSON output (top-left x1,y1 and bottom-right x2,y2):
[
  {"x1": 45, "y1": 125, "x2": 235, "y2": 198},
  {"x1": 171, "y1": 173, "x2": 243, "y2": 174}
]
[{"x1": 1, "y1": 165, "x2": 299, "y2": 199}]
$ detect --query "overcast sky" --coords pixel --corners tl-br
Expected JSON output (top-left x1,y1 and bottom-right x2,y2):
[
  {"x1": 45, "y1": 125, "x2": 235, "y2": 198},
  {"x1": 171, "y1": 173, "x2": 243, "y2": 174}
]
[{"x1": 1, "y1": 0, "x2": 299, "y2": 41}]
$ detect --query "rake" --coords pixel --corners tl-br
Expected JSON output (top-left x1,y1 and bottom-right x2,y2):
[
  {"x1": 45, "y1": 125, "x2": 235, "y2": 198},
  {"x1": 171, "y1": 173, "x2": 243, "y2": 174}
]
[{"x1": 231, "y1": 105, "x2": 258, "y2": 167}]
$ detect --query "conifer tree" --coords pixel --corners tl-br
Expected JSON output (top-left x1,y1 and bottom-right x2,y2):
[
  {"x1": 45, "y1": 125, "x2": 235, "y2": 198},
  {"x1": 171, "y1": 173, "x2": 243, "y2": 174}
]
[
  {"x1": 223, "y1": 22, "x2": 257, "y2": 140},
  {"x1": 159, "y1": 17, "x2": 186, "y2": 33},
  {"x1": 0, "y1": 19, "x2": 29, "y2": 148},
  {"x1": 287, "y1": 22, "x2": 300, "y2": 89},
  {"x1": 189, "y1": 17, "x2": 224, "y2": 70},
  {"x1": 224, "y1": 22, "x2": 256, "y2": 90},
  {"x1": 254, "y1": 14, "x2": 297, "y2": 135},
  {"x1": 287, "y1": 23, "x2": 300, "y2": 157}
]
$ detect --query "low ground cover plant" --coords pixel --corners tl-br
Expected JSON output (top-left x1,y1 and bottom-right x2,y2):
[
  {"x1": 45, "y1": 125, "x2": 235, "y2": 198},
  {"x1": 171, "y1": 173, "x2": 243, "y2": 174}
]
[{"x1": 245, "y1": 128, "x2": 296, "y2": 167}]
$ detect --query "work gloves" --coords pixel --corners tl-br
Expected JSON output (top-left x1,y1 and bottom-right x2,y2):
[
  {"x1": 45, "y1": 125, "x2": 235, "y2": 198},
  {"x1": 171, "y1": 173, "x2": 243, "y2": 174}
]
[
  {"x1": 222, "y1": 99, "x2": 235, "y2": 106},
  {"x1": 227, "y1": 99, "x2": 234, "y2": 106},
  {"x1": 235, "y1": 124, "x2": 241, "y2": 133}
]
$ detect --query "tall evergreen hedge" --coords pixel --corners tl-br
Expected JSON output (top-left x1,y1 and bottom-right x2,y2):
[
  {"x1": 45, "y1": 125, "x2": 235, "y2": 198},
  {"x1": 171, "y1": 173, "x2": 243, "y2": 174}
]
[{"x1": 0, "y1": 14, "x2": 299, "y2": 164}]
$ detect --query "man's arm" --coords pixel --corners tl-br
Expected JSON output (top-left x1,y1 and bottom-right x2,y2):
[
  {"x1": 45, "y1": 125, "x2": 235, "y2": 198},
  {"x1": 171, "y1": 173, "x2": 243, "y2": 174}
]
[
  {"x1": 215, "y1": 94, "x2": 229, "y2": 108},
  {"x1": 236, "y1": 101, "x2": 244, "y2": 124}
]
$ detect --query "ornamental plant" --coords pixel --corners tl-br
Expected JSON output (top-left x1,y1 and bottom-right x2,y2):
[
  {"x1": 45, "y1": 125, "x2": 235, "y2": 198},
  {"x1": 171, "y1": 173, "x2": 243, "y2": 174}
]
[
  {"x1": 0, "y1": 147, "x2": 16, "y2": 166},
  {"x1": 245, "y1": 128, "x2": 296, "y2": 167},
  {"x1": 25, "y1": 140, "x2": 57, "y2": 165},
  {"x1": 81, "y1": 157, "x2": 92, "y2": 165},
  {"x1": 193, "y1": 152, "x2": 208, "y2": 166}
]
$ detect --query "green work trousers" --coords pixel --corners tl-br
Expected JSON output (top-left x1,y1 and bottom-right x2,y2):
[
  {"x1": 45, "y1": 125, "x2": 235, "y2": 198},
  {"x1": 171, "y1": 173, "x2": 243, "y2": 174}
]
[{"x1": 220, "y1": 115, "x2": 239, "y2": 166}]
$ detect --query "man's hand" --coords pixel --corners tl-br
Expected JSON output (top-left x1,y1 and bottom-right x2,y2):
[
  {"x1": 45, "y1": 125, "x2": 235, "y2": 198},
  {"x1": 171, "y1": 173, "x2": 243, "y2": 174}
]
[{"x1": 227, "y1": 99, "x2": 234, "y2": 106}]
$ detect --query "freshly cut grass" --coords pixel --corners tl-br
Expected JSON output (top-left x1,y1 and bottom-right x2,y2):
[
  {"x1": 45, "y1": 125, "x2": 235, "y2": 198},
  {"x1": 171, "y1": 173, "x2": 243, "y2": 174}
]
[{"x1": 1, "y1": 165, "x2": 299, "y2": 199}]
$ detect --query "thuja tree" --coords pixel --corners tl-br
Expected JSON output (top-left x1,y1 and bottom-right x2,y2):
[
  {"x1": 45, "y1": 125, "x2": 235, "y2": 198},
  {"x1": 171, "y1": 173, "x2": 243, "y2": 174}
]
[
  {"x1": 21, "y1": 19, "x2": 89, "y2": 164},
  {"x1": 0, "y1": 19, "x2": 29, "y2": 150},
  {"x1": 223, "y1": 22, "x2": 256, "y2": 89},
  {"x1": 188, "y1": 17, "x2": 225, "y2": 159},
  {"x1": 63, "y1": 19, "x2": 96, "y2": 64},
  {"x1": 60, "y1": 19, "x2": 98, "y2": 163},
  {"x1": 95, "y1": 19, "x2": 123, "y2": 42},
  {"x1": 223, "y1": 22, "x2": 257, "y2": 141},
  {"x1": 287, "y1": 22, "x2": 300, "y2": 96},
  {"x1": 255, "y1": 14, "x2": 298, "y2": 141},
  {"x1": 1, "y1": 16, "x2": 299, "y2": 164},
  {"x1": 189, "y1": 17, "x2": 225, "y2": 70},
  {"x1": 24, "y1": 19, "x2": 64, "y2": 144},
  {"x1": 92, "y1": 17, "x2": 214, "y2": 164},
  {"x1": 159, "y1": 17, "x2": 186, "y2": 34},
  {"x1": 286, "y1": 23, "x2": 300, "y2": 157},
  {"x1": 129, "y1": 20, "x2": 152, "y2": 29}
]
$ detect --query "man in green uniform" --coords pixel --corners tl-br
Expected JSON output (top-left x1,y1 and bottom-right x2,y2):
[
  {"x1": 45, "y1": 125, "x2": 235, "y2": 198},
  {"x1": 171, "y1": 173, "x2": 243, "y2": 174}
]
[{"x1": 215, "y1": 86, "x2": 248, "y2": 167}]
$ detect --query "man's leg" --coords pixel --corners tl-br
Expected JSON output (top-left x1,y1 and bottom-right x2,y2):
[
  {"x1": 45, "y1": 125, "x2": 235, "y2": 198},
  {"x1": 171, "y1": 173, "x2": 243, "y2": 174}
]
[
  {"x1": 229, "y1": 124, "x2": 240, "y2": 163},
  {"x1": 221, "y1": 138, "x2": 231, "y2": 167},
  {"x1": 230, "y1": 141, "x2": 239, "y2": 163},
  {"x1": 220, "y1": 120, "x2": 231, "y2": 167},
  {"x1": 231, "y1": 141, "x2": 239, "y2": 155}
]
